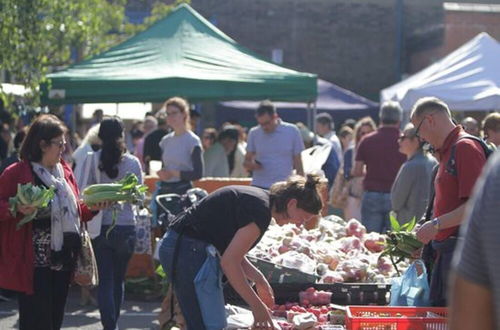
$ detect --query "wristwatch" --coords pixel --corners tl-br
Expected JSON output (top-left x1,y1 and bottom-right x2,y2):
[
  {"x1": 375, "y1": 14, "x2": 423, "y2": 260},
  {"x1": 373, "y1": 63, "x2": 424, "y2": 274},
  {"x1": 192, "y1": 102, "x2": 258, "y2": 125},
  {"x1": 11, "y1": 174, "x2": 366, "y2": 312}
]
[{"x1": 432, "y1": 217, "x2": 441, "y2": 230}]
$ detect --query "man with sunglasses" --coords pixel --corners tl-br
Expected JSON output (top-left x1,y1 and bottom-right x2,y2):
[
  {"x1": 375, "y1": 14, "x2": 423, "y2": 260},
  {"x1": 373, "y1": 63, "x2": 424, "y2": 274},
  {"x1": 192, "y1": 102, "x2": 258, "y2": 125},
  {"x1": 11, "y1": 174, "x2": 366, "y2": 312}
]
[{"x1": 410, "y1": 97, "x2": 487, "y2": 307}]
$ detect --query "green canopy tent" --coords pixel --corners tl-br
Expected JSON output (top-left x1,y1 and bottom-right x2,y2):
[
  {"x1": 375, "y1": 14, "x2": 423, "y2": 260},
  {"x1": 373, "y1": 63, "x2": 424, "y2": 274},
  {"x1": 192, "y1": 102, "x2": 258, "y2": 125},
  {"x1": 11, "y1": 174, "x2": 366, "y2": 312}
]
[{"x1": 40, "y1": 4, "x2": 317, "y2": 105}]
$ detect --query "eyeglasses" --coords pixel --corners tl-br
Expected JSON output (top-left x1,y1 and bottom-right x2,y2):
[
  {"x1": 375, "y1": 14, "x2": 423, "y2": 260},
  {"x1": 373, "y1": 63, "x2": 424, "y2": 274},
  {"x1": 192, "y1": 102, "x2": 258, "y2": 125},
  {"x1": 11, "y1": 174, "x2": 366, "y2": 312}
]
[
  {"x1": 166, "y1": 110, "x2": 181, "y2": 116},
  {"x1": 50, "y1": 140, "x2": 66, "y2": 149},
  {"x1": 414, "y1": 118, "x2": 426, "y2": 142},
  {"x1": 414, "y1": 112, "x2": 437, "y2": 141}
]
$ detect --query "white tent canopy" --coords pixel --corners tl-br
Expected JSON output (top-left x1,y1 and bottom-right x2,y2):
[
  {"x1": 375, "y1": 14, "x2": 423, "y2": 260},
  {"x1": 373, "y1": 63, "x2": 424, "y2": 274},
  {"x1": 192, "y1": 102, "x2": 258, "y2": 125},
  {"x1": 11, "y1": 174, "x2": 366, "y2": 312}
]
[{"x1": 381, "y1": 32, "x2": 500, "y2": 112}]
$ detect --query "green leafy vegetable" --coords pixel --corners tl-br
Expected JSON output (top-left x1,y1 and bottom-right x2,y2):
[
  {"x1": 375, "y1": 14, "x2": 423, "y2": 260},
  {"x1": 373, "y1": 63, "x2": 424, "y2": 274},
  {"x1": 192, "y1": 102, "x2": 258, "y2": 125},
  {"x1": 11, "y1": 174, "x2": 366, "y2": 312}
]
[
  {"x1": 82, "y1": 173, "x2": 148, "y2": 237},
  {"x1": 381, "y1": 214, "x2": 422, "y2": 275},
  {"x1": 9, "y1": 183, "x2": 55, "y2": 229}
]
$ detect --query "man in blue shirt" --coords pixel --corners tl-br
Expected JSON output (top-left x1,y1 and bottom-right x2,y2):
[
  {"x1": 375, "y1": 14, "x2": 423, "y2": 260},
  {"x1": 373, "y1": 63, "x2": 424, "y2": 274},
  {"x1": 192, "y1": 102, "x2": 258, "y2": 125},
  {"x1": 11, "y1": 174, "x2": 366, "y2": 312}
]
[{"x1": 244, "y1": 100, "x2": 305, "y2": 189}]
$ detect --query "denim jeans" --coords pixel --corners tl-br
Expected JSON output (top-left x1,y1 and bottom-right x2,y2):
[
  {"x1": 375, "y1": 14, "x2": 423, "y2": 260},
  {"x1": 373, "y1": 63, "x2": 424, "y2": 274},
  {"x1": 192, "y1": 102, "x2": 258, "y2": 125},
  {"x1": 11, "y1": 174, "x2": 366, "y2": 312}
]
[
  {"x1": 92, "y1": 225, "x2": 136, "y2": 330},
  {"x1": 160, "y1": 230, "x2": 224, "y2": 330},
  {"x1": 361, "y1": 191, "x2": 392, "y2": 233}
]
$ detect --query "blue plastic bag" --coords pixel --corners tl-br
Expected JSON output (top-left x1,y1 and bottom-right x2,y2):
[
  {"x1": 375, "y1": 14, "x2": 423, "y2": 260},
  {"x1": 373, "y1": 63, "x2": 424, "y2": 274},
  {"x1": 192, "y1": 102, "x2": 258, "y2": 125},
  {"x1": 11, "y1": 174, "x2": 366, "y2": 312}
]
[
  {"x1": 194, "y1": 245, "x2": 227, "y2": 330},
  {"x1": 389, "y1": 259, "x2": 430, "y2": 307}
]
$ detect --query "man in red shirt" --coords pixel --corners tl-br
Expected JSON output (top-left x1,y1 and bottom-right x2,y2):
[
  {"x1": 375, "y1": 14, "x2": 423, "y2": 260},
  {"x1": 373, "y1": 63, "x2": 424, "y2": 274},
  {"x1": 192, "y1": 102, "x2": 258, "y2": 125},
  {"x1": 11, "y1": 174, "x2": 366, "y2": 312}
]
[
  {"x1": 353, "y1": 102, "x2": 406, "y2": 233},
  {"x1": 410, "y1": 97, "x2": 487, "y2": 306}
]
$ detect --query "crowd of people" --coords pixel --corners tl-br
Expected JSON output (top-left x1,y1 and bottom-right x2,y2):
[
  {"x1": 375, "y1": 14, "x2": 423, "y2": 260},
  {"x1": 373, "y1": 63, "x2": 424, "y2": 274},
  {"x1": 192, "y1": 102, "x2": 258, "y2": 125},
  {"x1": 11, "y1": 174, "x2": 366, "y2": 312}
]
[{"x1": 0, "y1": 94, "x2": 500, "y2": 329}]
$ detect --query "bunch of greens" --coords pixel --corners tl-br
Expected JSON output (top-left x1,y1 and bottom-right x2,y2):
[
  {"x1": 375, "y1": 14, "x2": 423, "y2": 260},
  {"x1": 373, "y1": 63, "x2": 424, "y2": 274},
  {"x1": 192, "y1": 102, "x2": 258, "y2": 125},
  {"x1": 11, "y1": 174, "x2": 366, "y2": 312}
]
[
  {"x1": 381, "y1": 214, "x2": 423, "y2": 275},
  {"x1": 82, "y1": 173, "x2": 148, "y2": 236},
  {"x1": 9, "y1": 183, "x2": 55, "y2": 229}
]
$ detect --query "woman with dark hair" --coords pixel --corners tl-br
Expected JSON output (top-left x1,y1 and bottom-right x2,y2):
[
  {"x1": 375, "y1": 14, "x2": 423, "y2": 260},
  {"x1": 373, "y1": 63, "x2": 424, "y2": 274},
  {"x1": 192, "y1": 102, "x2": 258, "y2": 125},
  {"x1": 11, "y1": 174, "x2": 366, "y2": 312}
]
[
  {"x1": 219, "y1": 126, "x2": 248, "y2": 178},
  {"x1": 86, "y1": 116, "x2": 143, "y2": 330},
  {"x1": 0, "y1": 114, "x2": 107, "y2": 330},
  {"x1": 159, "y1": 174, "x2": 323, "y2": 329}
]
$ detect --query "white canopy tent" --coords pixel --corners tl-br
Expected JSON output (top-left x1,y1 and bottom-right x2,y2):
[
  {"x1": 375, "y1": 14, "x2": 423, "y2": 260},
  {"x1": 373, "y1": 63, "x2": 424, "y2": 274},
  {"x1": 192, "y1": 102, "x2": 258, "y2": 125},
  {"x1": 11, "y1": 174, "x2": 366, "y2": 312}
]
[{"x1": 381, "y1": 32, "x2": 500, "y2": 112}]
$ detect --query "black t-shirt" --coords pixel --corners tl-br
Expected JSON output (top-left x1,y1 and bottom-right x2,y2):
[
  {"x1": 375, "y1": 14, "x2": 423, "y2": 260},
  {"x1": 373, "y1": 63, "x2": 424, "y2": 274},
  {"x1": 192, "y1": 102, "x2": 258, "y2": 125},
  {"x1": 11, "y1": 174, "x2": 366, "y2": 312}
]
[
  {"x1": 143, "y1": 128, "x2": 169, "y2": 162},
  {"x1": 171, "y1": 185, "x2": 271, "y2": 254}
]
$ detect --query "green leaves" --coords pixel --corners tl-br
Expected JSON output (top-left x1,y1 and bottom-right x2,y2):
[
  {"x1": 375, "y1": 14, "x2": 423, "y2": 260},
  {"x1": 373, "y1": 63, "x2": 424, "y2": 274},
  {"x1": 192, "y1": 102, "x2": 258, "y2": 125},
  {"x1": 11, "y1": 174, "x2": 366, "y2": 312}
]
[
  {"x1": 389, "y1": 212, "x2": 416, "y2": 233},
  {"x1": 382, "y1": 214, "x2": 422, "y2": 275},
  {"x1": 389, "y1": 212, "x2": 400, "y2": 232}
]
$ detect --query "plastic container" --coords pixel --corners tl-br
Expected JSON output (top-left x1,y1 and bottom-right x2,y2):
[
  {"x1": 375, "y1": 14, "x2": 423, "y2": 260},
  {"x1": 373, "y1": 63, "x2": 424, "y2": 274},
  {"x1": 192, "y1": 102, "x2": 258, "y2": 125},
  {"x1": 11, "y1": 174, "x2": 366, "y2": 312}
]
[
  {"x1": 346, "y1": 305, "x2": 448, "y2": 330},
  {"x1": 248, "y1": 256, "x2": 319, "y2": 283}
]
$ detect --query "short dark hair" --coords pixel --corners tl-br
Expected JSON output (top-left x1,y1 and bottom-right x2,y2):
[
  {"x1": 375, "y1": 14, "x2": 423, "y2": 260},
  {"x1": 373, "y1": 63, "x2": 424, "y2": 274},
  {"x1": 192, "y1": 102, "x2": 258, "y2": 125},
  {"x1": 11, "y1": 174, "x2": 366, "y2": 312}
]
[
  {"x1": 342, "y1": 119, "x2": 356, "y2": 130},
  {"x1": 315, "y1": 113, "x2": 334, "y2": 130},
  {"x1": 256, "y1": 100, "x2": 276, "y2": 117},
  {"x1": 20, "y1": 114, "x2": 67, "y2": 162},
  {"x1": 218, "y1": 126, "x2": 239, "y2": 142}
]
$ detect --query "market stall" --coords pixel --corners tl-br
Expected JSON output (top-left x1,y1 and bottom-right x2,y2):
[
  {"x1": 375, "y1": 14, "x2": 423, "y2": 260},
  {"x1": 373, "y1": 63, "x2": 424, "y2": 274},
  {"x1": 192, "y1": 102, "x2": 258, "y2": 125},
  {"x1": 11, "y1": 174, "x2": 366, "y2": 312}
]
[
  {"x1": 40, "y1": 4, "x2": 317, "y2": 105},
  {"x1": 381, "y1": 32, "x2": 500, "y2": 113}
]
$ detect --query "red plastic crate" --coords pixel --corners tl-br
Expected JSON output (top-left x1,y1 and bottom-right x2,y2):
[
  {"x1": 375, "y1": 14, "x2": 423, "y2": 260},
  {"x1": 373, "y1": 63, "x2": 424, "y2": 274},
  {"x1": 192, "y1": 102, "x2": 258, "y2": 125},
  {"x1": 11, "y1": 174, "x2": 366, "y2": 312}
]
[{"x1": 346, "y1": 306, "x2": 448, "y2": 330}]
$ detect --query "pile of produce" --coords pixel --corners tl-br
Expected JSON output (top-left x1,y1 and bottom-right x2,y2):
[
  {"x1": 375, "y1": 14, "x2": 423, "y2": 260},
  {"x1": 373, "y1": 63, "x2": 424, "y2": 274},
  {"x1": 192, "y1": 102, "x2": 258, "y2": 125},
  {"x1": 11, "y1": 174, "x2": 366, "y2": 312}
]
[
  {"x1": 249, "y1": 216, "x2": 408, "y2": 283},
  {"x1": 272, "y1": 288, "x2": 345, "y2": 329},
  {"x1": 9, "y1": 183, "x2": 55, "y2": 229},
  {"x1": 83, "y1": 173, "x2": 148, "y2": 236}
]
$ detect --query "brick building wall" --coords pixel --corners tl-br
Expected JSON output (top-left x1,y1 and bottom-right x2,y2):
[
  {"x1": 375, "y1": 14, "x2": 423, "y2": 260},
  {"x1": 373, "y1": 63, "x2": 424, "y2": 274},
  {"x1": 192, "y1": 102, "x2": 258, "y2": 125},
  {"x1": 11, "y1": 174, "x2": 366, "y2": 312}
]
[
  {"x1": 129, "y1": 0, "x2": 498, "y2": 100},
  {"x1": 410, "y1": 3, "x2": 500, "y2": 73},
  {"x1": 188, "y1": 0, "x2": 442, "y2": 100}
]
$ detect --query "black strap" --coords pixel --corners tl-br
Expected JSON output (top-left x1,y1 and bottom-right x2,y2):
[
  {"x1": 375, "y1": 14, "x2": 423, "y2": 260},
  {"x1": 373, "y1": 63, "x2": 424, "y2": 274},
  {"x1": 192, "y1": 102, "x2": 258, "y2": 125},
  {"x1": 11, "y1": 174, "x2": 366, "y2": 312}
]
[{"x1": 423, "y1": 164, "x2": 439, "y2": 223}]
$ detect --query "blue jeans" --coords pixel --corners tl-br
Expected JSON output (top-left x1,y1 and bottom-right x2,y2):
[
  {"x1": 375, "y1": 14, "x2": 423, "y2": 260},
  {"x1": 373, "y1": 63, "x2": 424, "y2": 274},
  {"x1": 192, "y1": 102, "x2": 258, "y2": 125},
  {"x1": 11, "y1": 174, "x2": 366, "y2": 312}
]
[
  {"x1": 361, "y1": 191, "x2": 392, "y2": 233},
  {"x1": 160, "y1": 230, "x2": 223, "y2": 330},
  {"x1": 92, "y1": 225, "x2": 136, "y2": 330}
]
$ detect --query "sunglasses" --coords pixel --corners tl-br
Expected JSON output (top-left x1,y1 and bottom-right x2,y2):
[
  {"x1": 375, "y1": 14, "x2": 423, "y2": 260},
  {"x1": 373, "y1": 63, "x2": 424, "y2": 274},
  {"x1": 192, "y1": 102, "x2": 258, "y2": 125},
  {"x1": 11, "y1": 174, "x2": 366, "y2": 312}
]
[
  {"x1": 50, "y1": 140, "x2": 66, "y2": 149},
  {"x1": 398, "y1": 134, "x2": 411, "y2": 142}
]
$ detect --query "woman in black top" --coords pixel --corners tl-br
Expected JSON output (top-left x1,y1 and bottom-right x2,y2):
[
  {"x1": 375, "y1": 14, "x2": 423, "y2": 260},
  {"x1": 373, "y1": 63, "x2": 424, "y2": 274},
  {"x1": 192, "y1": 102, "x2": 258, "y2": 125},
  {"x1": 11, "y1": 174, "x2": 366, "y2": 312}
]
[{"x1": 159, "y1": 174, "x2": 323, "y2": 330}]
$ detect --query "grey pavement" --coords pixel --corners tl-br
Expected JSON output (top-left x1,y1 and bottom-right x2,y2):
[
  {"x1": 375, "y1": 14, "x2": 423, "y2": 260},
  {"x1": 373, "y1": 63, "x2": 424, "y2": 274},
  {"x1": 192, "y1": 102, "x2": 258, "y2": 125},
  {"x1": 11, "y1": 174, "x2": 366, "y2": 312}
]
[{"x1": 0, "y1": 287, "x2": 162, "y2": 329}]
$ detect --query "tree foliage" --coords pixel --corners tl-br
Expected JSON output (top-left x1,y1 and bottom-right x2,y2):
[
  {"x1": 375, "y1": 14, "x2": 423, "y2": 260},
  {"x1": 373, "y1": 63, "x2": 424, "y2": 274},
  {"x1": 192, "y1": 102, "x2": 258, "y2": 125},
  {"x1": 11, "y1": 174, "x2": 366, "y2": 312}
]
[{"x1": 0, "y1": 0, "x2": 190, "y2": 105}]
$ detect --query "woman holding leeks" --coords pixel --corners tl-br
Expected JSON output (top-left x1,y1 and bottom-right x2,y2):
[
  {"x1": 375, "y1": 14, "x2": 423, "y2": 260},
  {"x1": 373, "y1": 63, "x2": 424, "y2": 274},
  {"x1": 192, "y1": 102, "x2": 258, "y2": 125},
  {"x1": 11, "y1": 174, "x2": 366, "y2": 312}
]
[
  {"x1": 0, "y1": 114, "x2": 108, "y2": 330},
  {"x1": 85, "y1": 116, "x2": 143, "y2": 330}
]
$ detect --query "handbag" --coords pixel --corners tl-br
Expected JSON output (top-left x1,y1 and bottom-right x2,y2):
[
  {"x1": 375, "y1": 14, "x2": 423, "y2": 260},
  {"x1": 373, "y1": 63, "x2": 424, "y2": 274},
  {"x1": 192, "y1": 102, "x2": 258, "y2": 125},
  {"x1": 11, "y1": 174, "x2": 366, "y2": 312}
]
[
  {"x1": 74, "y1": 223, "x2": 99, "y2": 287},
  {"x1": 194, "y1": 244, "x2": 227, "y2": 329},
  {"x1": 134, "y1": 206, "x2": 152, "y2": 255},
  {"x1": 390, "y1": 259, "x2": 430, "y2": 307},
  {"x1": 330, "y1": 167, "x2": 349, "y2": 209}
]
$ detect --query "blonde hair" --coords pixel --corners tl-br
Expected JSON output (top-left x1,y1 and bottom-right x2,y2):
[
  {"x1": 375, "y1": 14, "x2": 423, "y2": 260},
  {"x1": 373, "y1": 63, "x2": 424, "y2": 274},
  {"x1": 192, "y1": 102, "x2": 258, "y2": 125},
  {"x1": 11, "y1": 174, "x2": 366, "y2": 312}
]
[
  {"x1": 164, "y1": 97, "x2": 191, "y2": 129},
  {"x1": 482, "y1": 112, "x2": 500, "y2": 133},
  {"x1": 354, "y1": 116, "x2": 376, "y2": 146},
  {"x1": 82, "y1": 123, "x2": 102, "y2": 146}
]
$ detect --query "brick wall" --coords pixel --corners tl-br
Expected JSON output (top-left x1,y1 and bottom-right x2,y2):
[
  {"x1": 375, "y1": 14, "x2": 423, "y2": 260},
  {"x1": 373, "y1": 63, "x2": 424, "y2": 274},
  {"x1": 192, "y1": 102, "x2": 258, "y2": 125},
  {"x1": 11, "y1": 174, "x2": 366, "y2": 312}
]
[
  {"x1": 410, "y1": 9, "x2": 500, "y2": 73},
  {"x1": 188, "y1": 0, "x2": 441, "y2": 100}
]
